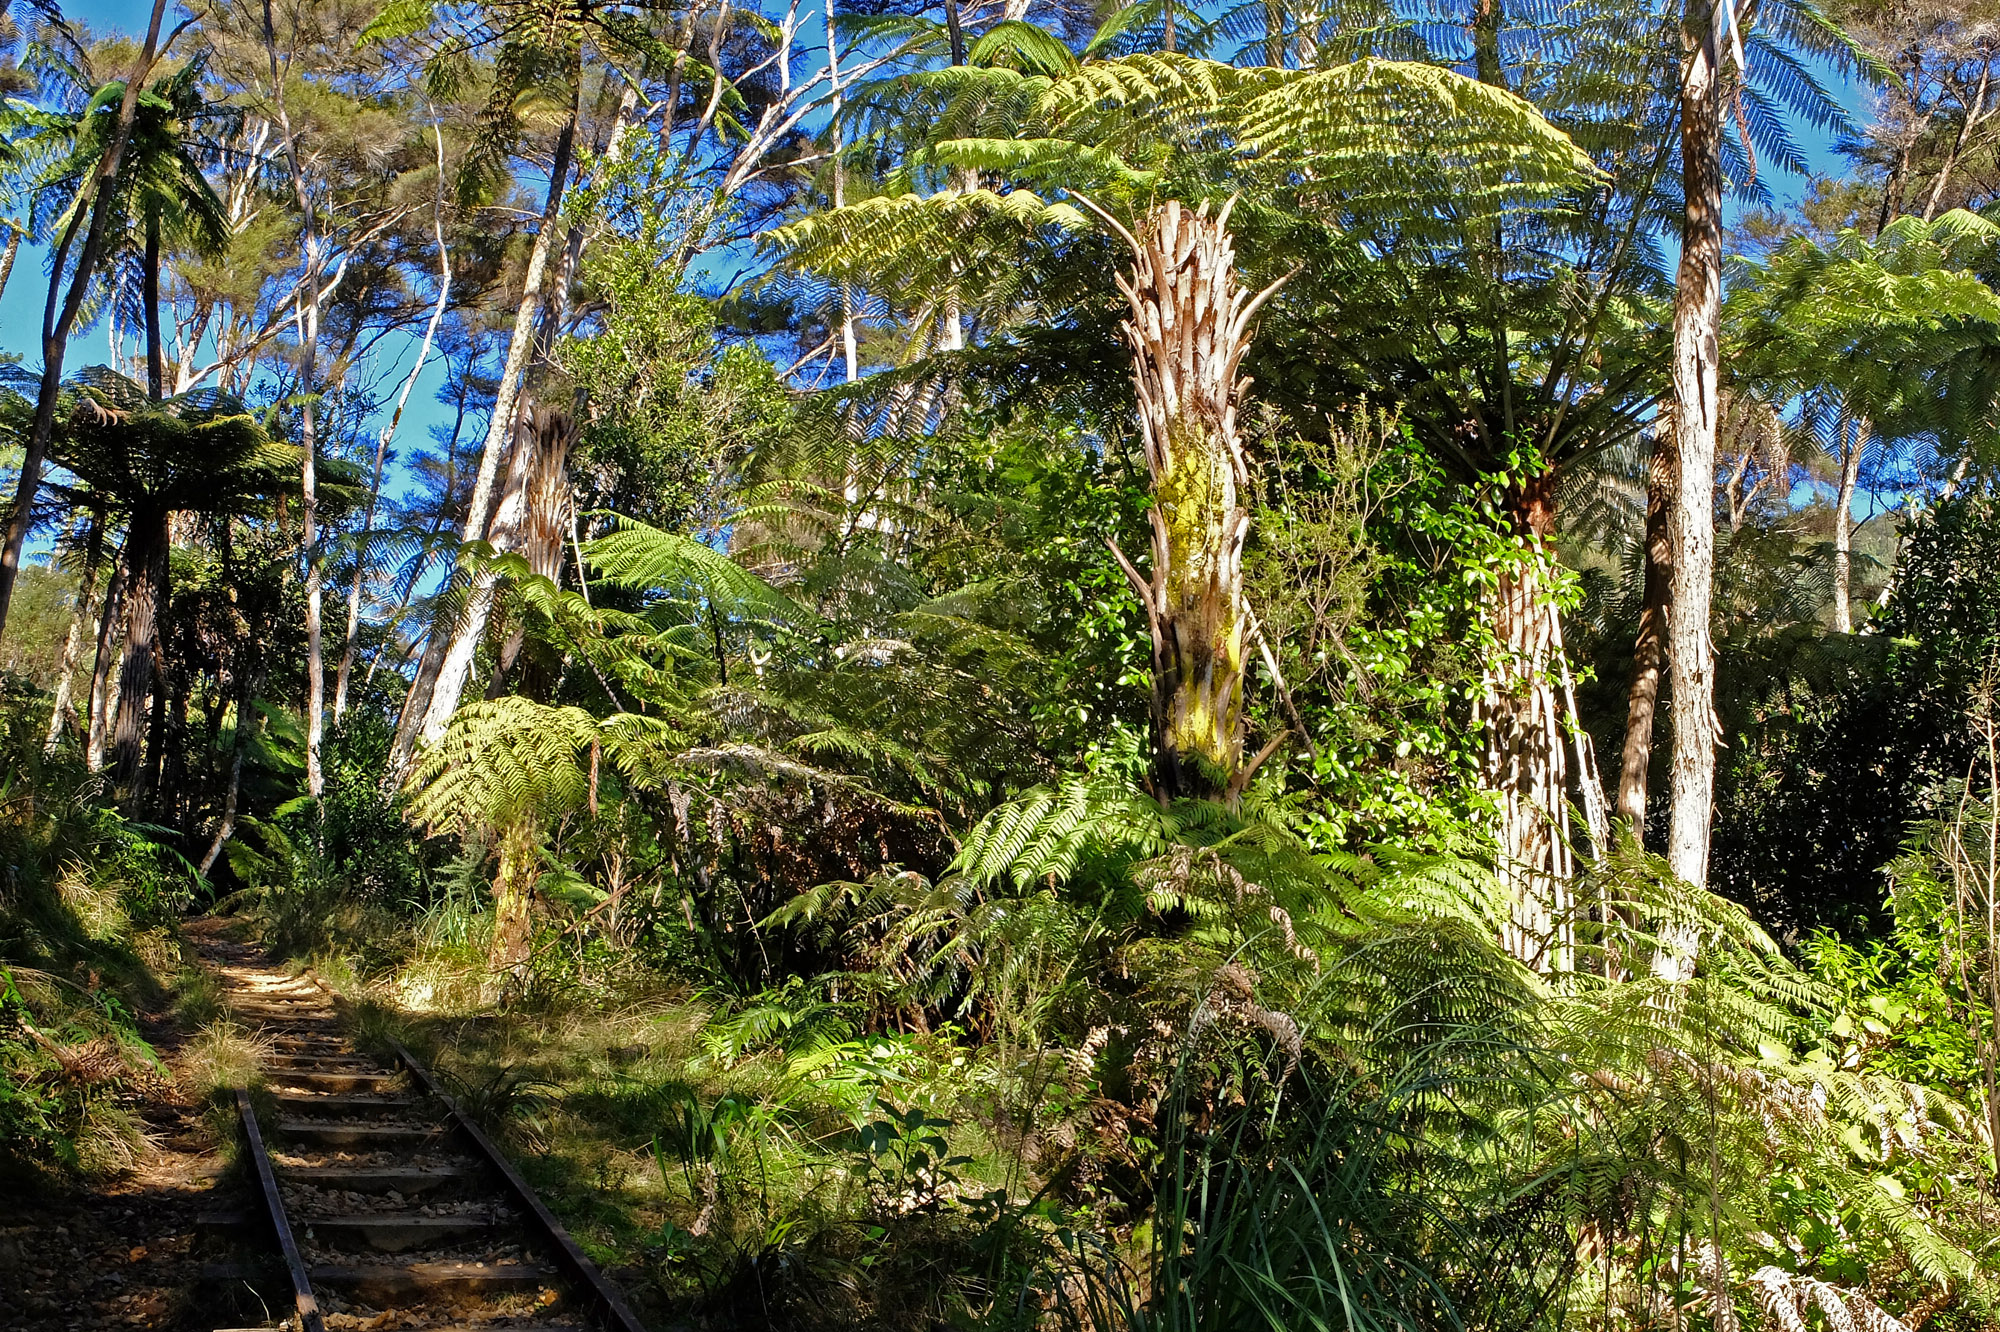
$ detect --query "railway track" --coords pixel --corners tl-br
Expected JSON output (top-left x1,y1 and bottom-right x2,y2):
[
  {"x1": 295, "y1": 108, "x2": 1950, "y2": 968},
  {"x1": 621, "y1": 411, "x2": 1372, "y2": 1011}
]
[{"x1": 194, "y1": 935, "x2": 647, "y2": 1332}]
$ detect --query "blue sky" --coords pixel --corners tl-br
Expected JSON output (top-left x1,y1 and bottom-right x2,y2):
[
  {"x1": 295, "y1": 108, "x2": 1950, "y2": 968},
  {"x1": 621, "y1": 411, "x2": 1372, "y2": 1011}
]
[
  {"x1": 0, "y1": 0, "x2": 458, "y2": 532},
  {"x1": 0, "y1": 0, "x2": 1873, "y2": 553}
]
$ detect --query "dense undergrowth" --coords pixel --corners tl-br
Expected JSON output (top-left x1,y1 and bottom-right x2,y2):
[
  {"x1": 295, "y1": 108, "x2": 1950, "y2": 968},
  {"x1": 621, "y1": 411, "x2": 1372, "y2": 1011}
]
[
  {"x1": 212, "y1": 754, "x2": 2000, "y2": 1332},
  {"x1": 0, "y1": 691, "x2": 218, "y2": 1182},
  {"x1": 13, "y1": 648, "x2": 2000, "y2": 1330}
]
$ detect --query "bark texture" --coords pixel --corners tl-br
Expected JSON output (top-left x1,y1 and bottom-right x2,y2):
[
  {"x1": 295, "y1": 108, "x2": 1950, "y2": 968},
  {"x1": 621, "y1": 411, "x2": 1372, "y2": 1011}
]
[
  {"x1": 1832, "y1": 417, "x2": 1866, "y2": 634},
  {"x1": 1111, "y1": 200, "x2": 1269, "y2": 803},
  {"x1": 1617, "y1": 431, "x2": 1675, "y2": 828},
  {"x1": 110, "y1": 513, "x2": 170, "y2": 794},
  {"x1": 0, "y1": 225, "x2": 22, "y2": 306},
  {"x1": 488, "y1": 407, "x2": 578, "y2": 697},
  {"x1": 1475, "y1": 471, "x2": 1578, "y2": 970},
  {"x1": 1663, "y1": 0, "x2": 1726, "y2": 968},
  {"x1": 487, "y1": 820, "x2": 540, "y2": 999}
]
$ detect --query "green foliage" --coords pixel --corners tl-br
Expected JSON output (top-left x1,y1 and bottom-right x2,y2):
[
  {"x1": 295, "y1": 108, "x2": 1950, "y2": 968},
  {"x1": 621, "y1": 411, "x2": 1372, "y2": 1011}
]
[
  {"x1": 775, "y1": 50, "x2": 1589, "y2": 349},
  {"x1": 0, "y1": 561, "x2": 78, "y2": 686},
  {"x1": 561, "y1": 183, "x2": 788, "y2": 532},
  {"x1": 1729, "y1": 210, "x2": 2000, "y2": 448},
  {"x1": 34, "y1": 3, "x2": 2000, "y2": 1327},
  {"x1": 1713, "y1": 494, "x2": 2000, "y2": 936},
  {"x1": 0, "y1": 702, "x2": 200, "y2": 1181}
]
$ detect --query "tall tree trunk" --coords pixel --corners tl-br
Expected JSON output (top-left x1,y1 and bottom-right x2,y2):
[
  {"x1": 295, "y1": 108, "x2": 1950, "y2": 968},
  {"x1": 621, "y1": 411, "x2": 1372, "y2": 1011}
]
[
  {"x1": 144, "y1": 214, "x2": 164, "y2": 401},
  {"x1": 486, "y1": 407, "x2": 576, "y2": 698},
  {"x1": 1878, "y1": 138, "x2": 1912, "y2": 236},
  {"x1": 200, "y1": 744, "x2": 244, "y2": 877},
  {"x1": 1662, "y1": 0, "x2": 1726, "y2": 969},
  {"x1": 0, "y1": 0, "x2": 170, "y2": 643},
  {"x1": 938, "y1": 0, "x2": 969, "y2": 350},
  {"x1": 1476, "y1": 469, "x2": 1576, "y2": 970},
  {"x1": 1617, "y1": 432, "x2": 1675, "y2": 829},
  {"x1": 1106, "y1": 200, "x2": 1277, "y2": 804},
  {"x1": 44, "y1": 513, "x2": 106, "y2": 754},
  {"x1": 199, "y1": 664, "x2": 262, "y2": 877},
  {"x1": 298, "y1": 333, "x2": 325, "y2": 798},
  {"x1": 86, "y1": 558, "x2": 130, "y2": 774},
  {"x1": 827, "y1": 0, "x2": 859, "y2": 383},
  {"x1": 1832, "y1": 416, "x2": 1865, "y2": 633},
  {"x1": 266, "y1": 0, "x2": 328, "y2": 799},
  {"x1": 110, "y1": 513, "x2": 169, "y2": 794},
  {"x1": 391, "y1": 82, "x2": 582, "y2": 777},
  {"x1": 144, "y1": 649, "x2": 179, "y2": 805}
]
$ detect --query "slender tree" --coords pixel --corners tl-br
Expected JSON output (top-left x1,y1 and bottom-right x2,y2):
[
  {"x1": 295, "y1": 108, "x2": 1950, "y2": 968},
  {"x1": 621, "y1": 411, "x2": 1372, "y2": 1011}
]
[
  {"x1": 0, "y1": 0, "x2": 172, "y2": 643},
  {"x1": 1615, "y1": 428, "x2": 1673, "y2": 827},
  {"x1": 1663, "y1": 0, "x2": 1726, "y2": 922},
  {"x1": 42, "y1": 504, "x2": 107, "y2": 753},
  {"x1": 262, "y1": 0, "x2": 330, "y2": 799}
]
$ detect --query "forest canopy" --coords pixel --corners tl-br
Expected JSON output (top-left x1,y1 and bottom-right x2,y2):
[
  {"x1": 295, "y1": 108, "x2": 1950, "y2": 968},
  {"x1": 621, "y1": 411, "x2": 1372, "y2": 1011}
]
[{"x1": 8, "y1": 0, "x2": 2000, "y2": 1328}]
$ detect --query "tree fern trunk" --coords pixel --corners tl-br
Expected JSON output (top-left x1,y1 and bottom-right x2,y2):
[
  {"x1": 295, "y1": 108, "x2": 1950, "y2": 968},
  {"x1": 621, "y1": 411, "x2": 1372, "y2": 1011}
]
[
  {"x1": 486, "y1": 408, "x2": 576, "y2": 699},
  {"x1": 1115, "y1": 200, "x2": 1260, "y2": 803},
  {"x1": 111, "y1": 512, "x2": 169, "y2": 794},
  {"x1": 1662, "y1": 0, "x2": 1726, "y2": 966},
  {"x1": 1617, "y1": 431, "x2": 1674, "y2": 830},
  {"x1": 0, "y1": 224, "x2": 23, "y2": 307},
  {"x1": 1476, "y1": 469, "x2": 1575, "y2": 970},
  {"x1": 487, "y1": 819, "x2": 539, "y2": 999},
  {"x1": 86, "y1": 558, "x2": 129, "y2": 774}
]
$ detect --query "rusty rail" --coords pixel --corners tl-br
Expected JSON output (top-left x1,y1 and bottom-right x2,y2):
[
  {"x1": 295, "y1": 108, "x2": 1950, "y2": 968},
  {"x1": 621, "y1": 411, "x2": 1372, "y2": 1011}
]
[
  {"x1": 388, "y1": 1037, "x2": 650, "y2": 1332},
  {"x1": 235, "y1": 1087, "x2": 327, "y2": 1332}
]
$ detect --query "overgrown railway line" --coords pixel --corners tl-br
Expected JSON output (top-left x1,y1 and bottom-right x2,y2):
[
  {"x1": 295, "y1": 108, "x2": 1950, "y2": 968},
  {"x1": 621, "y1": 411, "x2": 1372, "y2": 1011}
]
[{"x1": 194, "y1": 937, "x2": 647, "y2": 1332}]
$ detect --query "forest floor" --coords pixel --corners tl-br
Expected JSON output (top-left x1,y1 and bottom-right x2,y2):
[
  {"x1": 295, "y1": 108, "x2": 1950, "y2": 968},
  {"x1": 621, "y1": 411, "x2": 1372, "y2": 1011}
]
[{"x1": 0, "y1": 919, "x2": 239, "y2": 1332}]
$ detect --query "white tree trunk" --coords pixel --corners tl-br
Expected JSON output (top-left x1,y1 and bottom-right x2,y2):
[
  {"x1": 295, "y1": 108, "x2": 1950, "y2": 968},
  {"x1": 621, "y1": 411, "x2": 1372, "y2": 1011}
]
[
  {"x1": 336, "y1": 170, "x2": 452, "y2": 721},
  {"x1": 389, "y1": 94, "x2": 581, "y2": 777},
  {"x1": 1660, "y1": 0, "x2": 1725, "y2": 975},
  {"x1": 44, "y1": 516, "x2": 104, "y2": 753},
  {"x1": 266, "y1": 3, "x2": 328, "y2": 799},
  {"x1": 1832, "y1": 417, "x2": 1865, "y2": 634}
]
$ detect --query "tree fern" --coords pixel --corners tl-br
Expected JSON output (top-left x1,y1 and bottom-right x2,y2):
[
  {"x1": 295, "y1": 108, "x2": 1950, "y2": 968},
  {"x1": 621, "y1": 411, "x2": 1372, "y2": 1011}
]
[{"x1": 772, "y1": 49, "x2": 1589, "y2": 343}]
